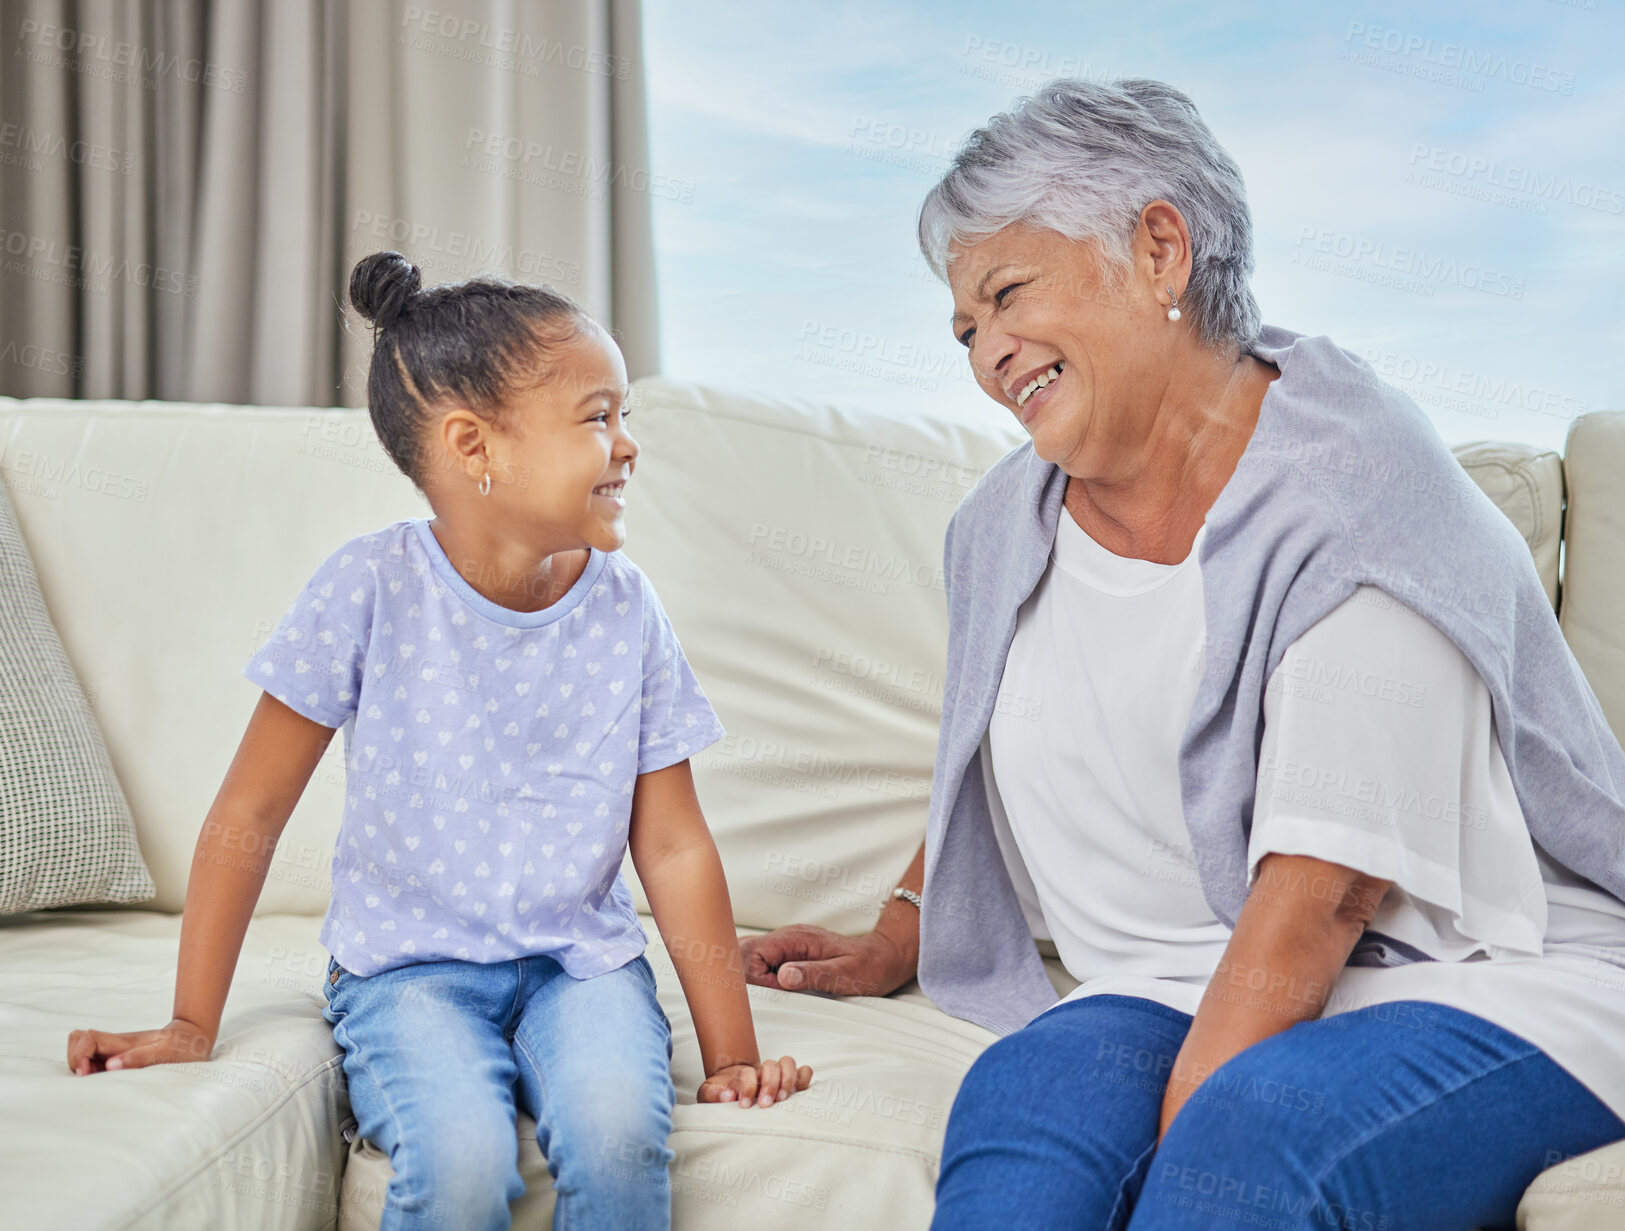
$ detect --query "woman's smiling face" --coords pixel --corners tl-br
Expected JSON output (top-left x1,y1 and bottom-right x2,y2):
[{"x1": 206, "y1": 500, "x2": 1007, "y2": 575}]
[{"x1": 946, "y1": 215, "x2": 1185, "y2": 476}]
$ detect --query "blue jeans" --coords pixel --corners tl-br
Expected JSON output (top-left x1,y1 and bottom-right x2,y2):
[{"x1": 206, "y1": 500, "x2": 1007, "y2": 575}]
[
  {"x1": 321, "y1": 950, "x2": 676, "y2": 1231},
  {"x1": 933, "y1": 994, "x2": 1625, "y2": 1231}
]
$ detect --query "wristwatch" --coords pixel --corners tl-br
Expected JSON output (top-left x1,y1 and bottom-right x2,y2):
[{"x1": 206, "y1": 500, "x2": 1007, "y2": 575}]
[{"x1": 891, "y1": 886, "x2": 923, "y2": 910}]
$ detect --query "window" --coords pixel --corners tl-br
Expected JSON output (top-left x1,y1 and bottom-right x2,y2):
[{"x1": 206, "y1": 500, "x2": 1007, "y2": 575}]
[{"x1": 646, "y1": 2, "x2": 1619, "y2": 452}]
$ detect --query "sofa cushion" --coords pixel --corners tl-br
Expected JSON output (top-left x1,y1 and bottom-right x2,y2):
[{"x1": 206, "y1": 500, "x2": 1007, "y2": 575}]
[
  {"x1": 0, "y1": 471, "x2": 154, "y2": 913},
  {"x1": 1, "y1": 903, "x2": 1606, "y2": 1231},
  {"x1": 0, "y1": 903, "x2": 1039, "y2": 1231},
  {"x1": 1518, "y1": 1139, "x2": 1625, "y2": 1229},
  {"x1": 336, "y1": 911, "x2": 1063, "y2": 1230},
  {"x1": 1559, "y1": 412, "x2": 1625, "y2": 749},
  {"x1": 0, "y1": 908, "x2": 348, "y2": 1230},
  {"x1": 1449, "y1": 440, "x2": 1564, "y2": 610}
]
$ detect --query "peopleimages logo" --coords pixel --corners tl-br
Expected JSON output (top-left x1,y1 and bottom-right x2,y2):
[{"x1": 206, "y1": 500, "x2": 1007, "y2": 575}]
[
  {"x1": 1360, "y1": 348, "x2": 1589, "y2": 423},
  {"x1": 399, "y1": 7, "x2": 632, "y2": 80},
  {"x1": 350, "y1": 210, "x2": 583, "y2": 285},
  {"x1": 846, "y1": 117, "x2": 957, "y2": 174},
  {"x1": 1292, "y1": 226, "x2": 1525, "y2": 299},
  {"x1": 1406, "y1": 144, "x2": 1625, "y2": 215},
  {"x1": 15, "y1": 18, "x2": 249, "y2": 93},
  {"x1": 0, "y1": 122, "x2": 135, "y2": 174},
  {"x1": 0, "y1": 227, "x2": 198, "y2": 297},
  {"x1": 462, "y1": 130, "x2": 697, "y2": 203},
  {"x1": 797, "y1": 320, "x2": 974, "y2": 390},
  {"x1": 746, "y1": 522, "x2": 947, "y2": 594},
  {"x1": 1342, "y1": 21, "x2": 1576, "y2": 95}
]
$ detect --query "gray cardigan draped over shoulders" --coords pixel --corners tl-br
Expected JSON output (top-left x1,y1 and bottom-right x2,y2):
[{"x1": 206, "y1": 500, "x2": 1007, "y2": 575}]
[{"x1": 916, "y1": 322, "x2": 1625, "y2": 1039}]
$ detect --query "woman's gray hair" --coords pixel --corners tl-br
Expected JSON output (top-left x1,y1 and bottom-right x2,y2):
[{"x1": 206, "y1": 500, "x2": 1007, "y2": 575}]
[{"x1": 918, "y1": 77, "x2": 1262, "y2": 353}]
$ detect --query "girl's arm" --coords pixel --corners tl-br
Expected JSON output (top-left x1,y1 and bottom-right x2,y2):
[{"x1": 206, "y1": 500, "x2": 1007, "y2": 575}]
[
  {"x1": 628, "y1": 759, "x2": 813, "y2": 1107},
  {"x1": 1158, "y1": 852, "x2": 1391, "y2": 1139},
  {"x1": 67, "y1": 693, "x2": 336, "y2": 1074}
]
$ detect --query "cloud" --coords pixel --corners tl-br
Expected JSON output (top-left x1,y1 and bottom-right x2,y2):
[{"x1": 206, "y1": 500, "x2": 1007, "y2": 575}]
[{"x1": 645, "y1": 0, "x2": 1625, "y2": 450}]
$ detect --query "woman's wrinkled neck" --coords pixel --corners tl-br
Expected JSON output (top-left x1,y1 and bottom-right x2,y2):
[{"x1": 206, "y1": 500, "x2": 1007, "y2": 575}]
[{"x1": 1061, "y1": 352, "x2": 1278, "y2": 564}]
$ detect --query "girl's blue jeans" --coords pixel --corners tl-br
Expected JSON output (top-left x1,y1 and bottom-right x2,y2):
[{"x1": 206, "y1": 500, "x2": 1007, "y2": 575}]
[
  {"x1": 933, "y1": 994, "x2": 1625, "y2": 1231},
  {"x1": 321, "y1": 949, "x2": 675, "y2": 1231}
]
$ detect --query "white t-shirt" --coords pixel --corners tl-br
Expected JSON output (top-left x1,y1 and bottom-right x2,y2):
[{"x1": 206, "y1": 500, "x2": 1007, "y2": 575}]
[{"x1": 986, "y1": 504, "x2": 1625, "y2": 1115}]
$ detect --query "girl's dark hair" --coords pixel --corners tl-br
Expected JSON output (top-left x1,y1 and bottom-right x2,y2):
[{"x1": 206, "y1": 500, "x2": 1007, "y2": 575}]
[{"x1": 348, "y1": 251, "x2": 588, "y2": 488}]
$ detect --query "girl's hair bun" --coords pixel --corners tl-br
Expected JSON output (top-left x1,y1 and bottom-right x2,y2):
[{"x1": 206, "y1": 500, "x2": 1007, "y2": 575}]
[{"x1": 350, "y1": 251, "x2": 422, "y2": 331}]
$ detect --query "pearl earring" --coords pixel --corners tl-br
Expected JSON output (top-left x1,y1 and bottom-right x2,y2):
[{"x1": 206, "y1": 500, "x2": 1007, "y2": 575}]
[{"x1": 1165, "y1": 287, "x2": 1181, "y2": 322}]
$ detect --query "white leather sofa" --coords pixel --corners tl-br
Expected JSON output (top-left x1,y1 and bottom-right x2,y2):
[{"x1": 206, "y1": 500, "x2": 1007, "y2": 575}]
[{"x1": 1, "y1": 376, "x2": 1622, "y2": 1231}]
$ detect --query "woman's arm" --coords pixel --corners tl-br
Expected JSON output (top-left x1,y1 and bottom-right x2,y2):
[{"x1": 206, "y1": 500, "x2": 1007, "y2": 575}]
[
  {"x1": 628, "y1": 758, "x2": 813, "y2": 1106},
  {"x1": 1158, "y1": 852, "x2": 1391, "y2": 1139}
]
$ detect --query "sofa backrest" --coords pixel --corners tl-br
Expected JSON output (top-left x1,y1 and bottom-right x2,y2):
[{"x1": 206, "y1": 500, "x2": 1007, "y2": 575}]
[
  {"x1": 611, "y1": 379, "x2": 1021, "y2": 931},
  {"x1": 0, "y1": 400, "x2": 428, "y2": 915},
  {"x1": 1450, "y1": 441, "x2": 1563, "y2": 609},
  {"x1": 1558, "y1": 413, "x2": 1625, "y2": 740},
  {"x1": 0, "y1": 391, "x2": 1619, "y2": 926},
  {"x1": 608, "y1": 385, "x2": 1619, "y2": 933}
]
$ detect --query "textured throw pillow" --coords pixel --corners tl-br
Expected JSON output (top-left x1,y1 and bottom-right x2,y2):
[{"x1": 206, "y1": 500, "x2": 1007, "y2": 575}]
[{"x1": 0, "y1": 474, "x2": 154, "y2": 913}]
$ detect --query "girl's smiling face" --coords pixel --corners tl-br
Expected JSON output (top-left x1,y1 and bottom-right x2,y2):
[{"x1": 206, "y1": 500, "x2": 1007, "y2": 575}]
[
  {"x1": 499, "y1": 322, "x2": 638, "y2": 554},
  {"x1": 425, "y1": 319, "x2": 639, "y2": 559}
]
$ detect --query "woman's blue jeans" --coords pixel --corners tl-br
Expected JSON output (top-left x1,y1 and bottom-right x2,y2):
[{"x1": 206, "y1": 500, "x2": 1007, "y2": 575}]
[
  {"x1": 932, "y1": 994, "x2": 1625, "y2": 1231},
  {"x1": 321, "y1": 950, "x2": 676, "y2": 1231}
]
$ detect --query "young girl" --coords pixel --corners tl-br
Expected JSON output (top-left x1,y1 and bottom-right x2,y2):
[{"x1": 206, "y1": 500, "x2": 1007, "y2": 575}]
[{"x1": 65, "y1": 251, "x2": 814, "y2": 1231}]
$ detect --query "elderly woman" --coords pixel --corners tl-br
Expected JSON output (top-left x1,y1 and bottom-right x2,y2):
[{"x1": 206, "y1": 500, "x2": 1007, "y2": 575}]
[{"x1": 739, "y1": 78, "x2": 1625, "y2": 1230}]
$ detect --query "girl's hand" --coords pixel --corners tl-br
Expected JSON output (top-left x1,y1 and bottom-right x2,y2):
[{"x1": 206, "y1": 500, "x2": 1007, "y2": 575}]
[
  {"x1": 66, "y1": 1018, "x2": 216, "y2": 1075},
  {"x1": 698, "y1": 1056, "x2": 814, "y2": 1108}
]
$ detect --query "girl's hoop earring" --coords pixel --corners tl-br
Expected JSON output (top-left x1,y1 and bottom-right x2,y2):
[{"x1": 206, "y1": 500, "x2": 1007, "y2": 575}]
[
  {"x1": 1165, "y1": 287, "x2": 1181, "y2": 322},
  {"x1": 478, "y1": 471, "x2": 492, "y2": 496}
]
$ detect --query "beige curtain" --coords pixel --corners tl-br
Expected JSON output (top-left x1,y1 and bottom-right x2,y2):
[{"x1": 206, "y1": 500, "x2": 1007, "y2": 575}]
[{"x1": 0, "y1": 0, "x2": 660, "y2": 406}]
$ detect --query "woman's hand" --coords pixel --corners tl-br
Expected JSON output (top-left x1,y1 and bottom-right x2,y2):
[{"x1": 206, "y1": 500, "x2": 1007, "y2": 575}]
[
  {"x1": 67, "y1": 1018, "x2": 216, "y2": 1076},
  {"x1": 698, "y1": 1055, "x2": 814, "y2": 1108},
  {"x1": 738, "y1": 924, "x2": 916, "y2": 997}
]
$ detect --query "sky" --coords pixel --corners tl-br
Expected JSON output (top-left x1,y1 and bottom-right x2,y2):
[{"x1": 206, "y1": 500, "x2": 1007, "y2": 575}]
[{"x1": 642, "y1": 0, "x2": 1624, "y2": 453}]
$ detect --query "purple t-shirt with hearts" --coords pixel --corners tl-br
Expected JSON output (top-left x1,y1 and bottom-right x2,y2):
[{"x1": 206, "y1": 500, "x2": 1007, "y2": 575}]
[{"x1": 241, "y1": 517, "x2": 726, "y2": 979}]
